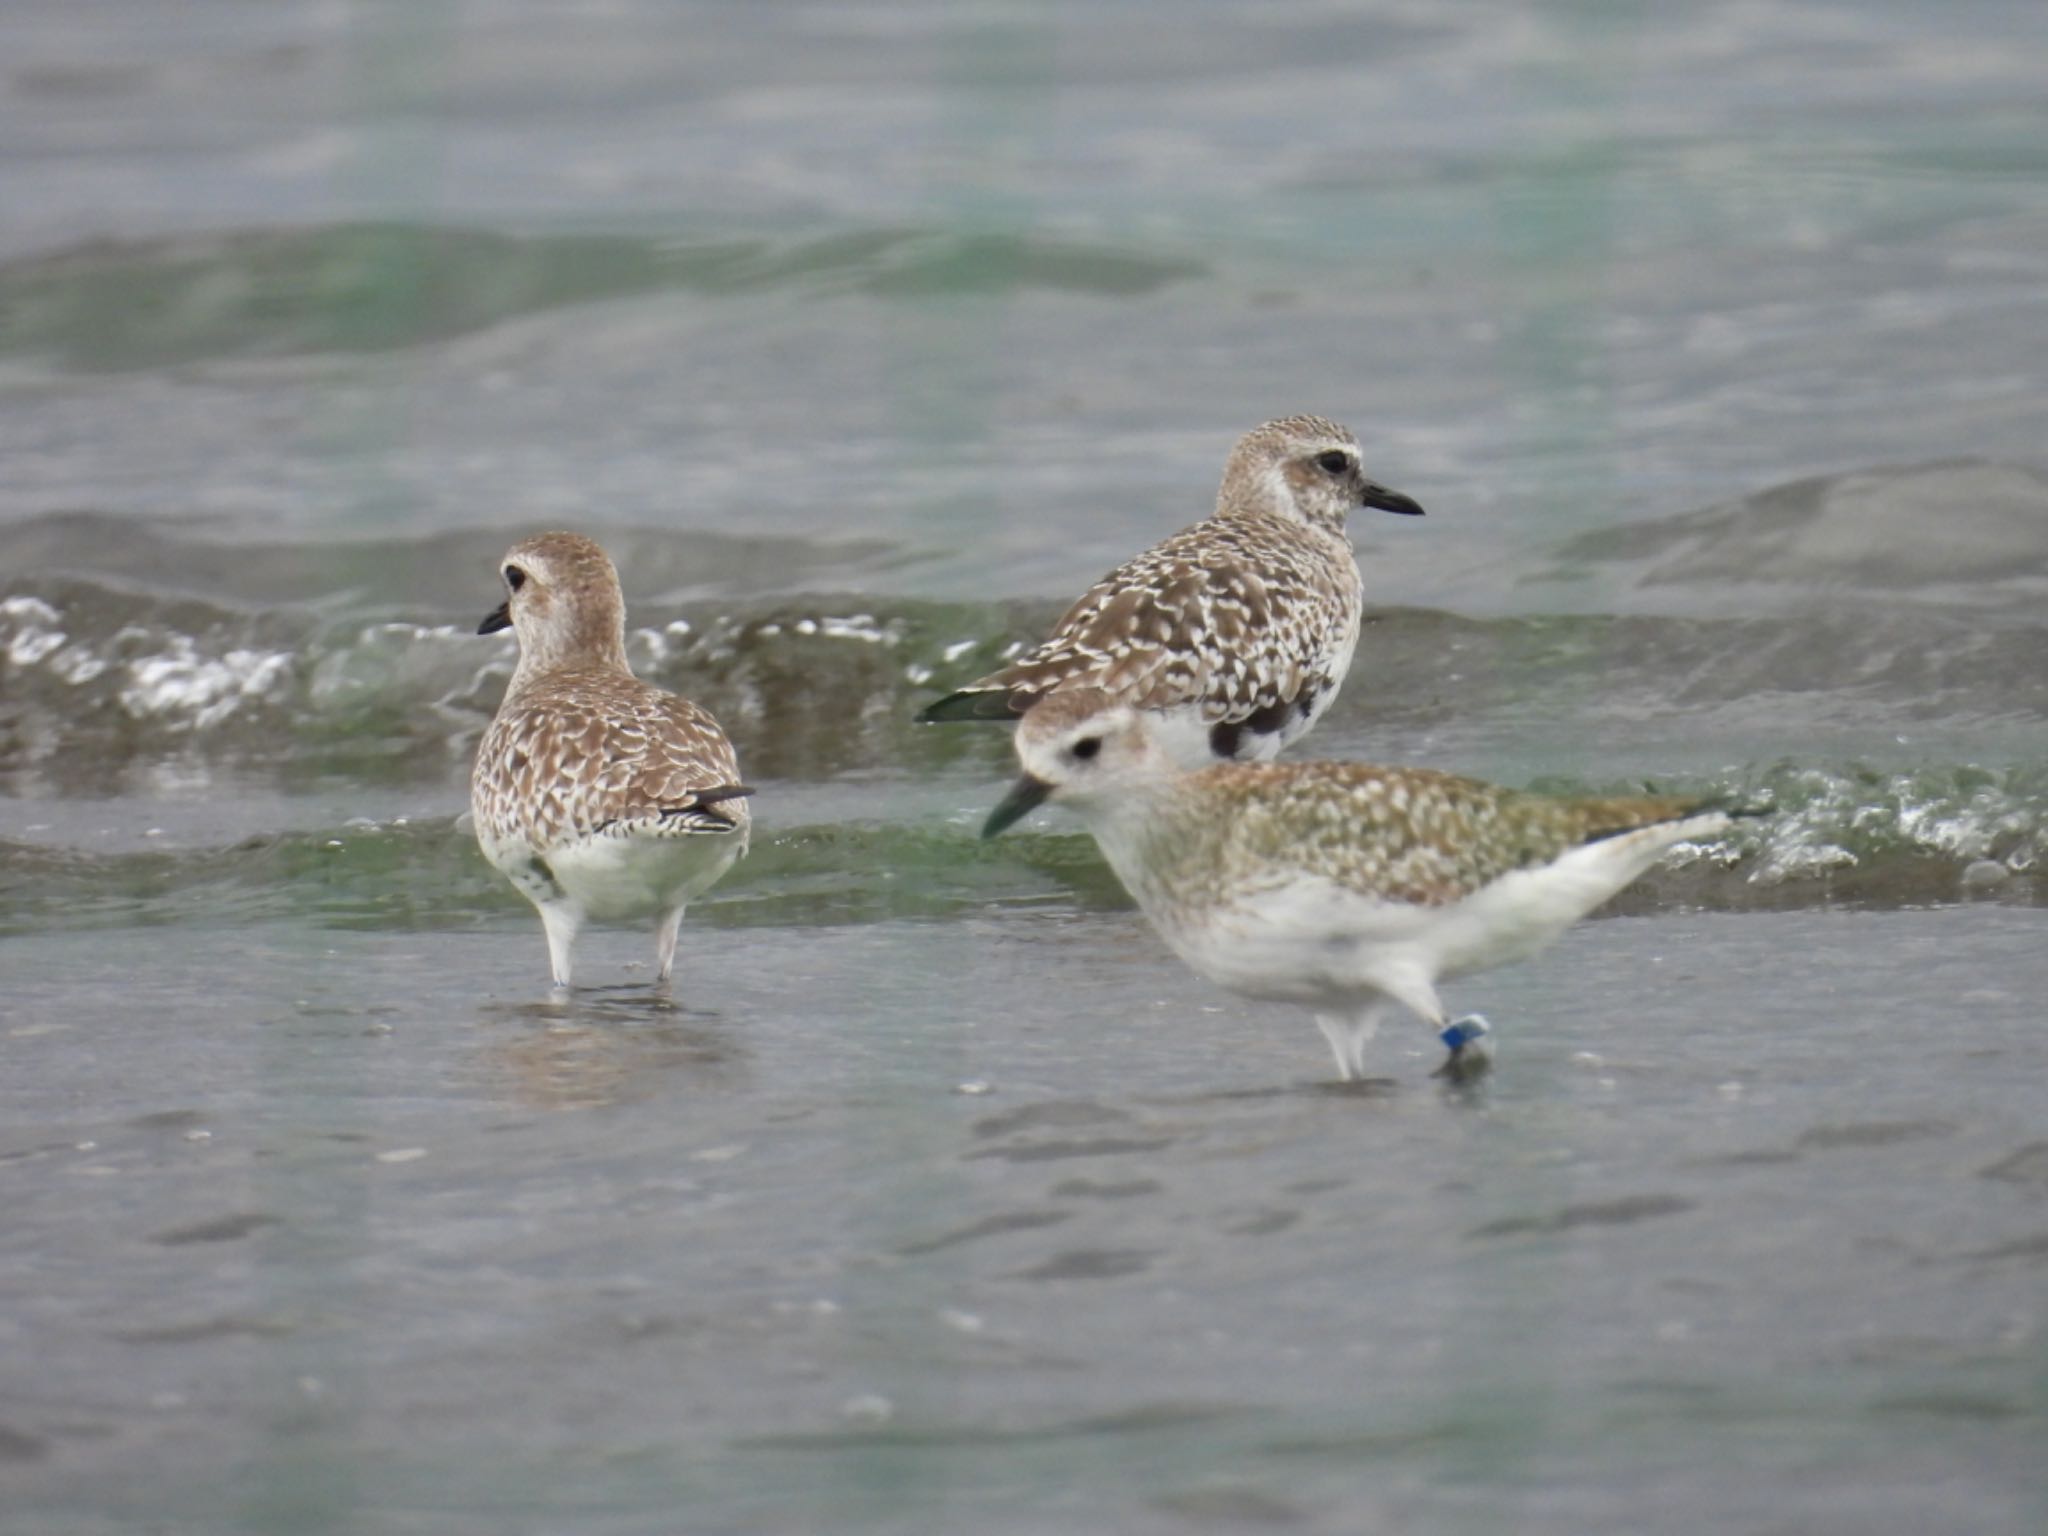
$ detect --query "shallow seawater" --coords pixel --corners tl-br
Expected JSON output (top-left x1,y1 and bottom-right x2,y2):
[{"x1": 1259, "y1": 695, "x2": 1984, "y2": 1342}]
[
  {"x1": 4, "y1": 1, "x2": 2048, "y2": 1532},
  {"x1": 6, "y1": 911, "x2": 2048, "y2": 1534}
]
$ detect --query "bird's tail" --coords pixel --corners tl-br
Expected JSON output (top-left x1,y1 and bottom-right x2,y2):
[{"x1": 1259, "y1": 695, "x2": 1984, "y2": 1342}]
[{"x1": 1577, "y1": 792, "x2": 1772, "y2": 846}]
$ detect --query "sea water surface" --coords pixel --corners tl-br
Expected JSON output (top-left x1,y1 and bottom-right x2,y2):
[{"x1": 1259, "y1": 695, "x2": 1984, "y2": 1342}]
[{"x1": 3, "y1": 2, "x2": 2047, "y2": 1533}]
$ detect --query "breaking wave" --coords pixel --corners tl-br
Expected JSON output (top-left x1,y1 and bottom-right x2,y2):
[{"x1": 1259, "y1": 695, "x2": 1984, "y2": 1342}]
[
  {"x1": 6, "y1": 457, "x2": 2045, "y2": 926},
  {"x1": 2, "y1": 754, "x2": 2040, "y2": 940}
]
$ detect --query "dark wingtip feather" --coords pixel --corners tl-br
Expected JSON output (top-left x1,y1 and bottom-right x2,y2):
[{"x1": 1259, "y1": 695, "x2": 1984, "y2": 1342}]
[
  {"x1": 693, "y1": 783, "x2": 755, "y2": 807},
  {"x1": 1577, "y1": 792, "x2": 1773, "y2": 846},
  {"x1": 638, "y1": 785, "x2": 753, "y2": 833},
  {"x1": 915, "y1": 689, "x2": 1029, "y2": 724}
]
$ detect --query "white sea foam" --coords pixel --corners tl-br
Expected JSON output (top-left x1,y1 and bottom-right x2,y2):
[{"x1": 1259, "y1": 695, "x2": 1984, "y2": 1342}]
[
  {"x1": 119, "y1": 638, "x2": 294, "y2": 730},
  {"x1": 3, "y1": 595, "x2": 67, "y2": 666},
  {"x1": 816, "y1": 614, "x2": 899, "y2": 645},
  {"x1": 630, "y1": 619, "x2": 698, "y2": 667}
]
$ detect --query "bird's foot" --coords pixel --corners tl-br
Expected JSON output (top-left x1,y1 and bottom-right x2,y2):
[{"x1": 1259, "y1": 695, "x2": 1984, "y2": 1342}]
[{"x1": 1432, "y1": 1015, "x2": 1494, "y2": 1083}]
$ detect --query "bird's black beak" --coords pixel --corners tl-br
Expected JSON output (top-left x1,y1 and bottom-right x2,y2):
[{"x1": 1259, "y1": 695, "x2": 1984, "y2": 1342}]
[
  {"x1": 981, "y1": 774, "x2": 1052, "y2": 839},
  {"x1": 477, "y1": 601, "x2": 512, "y2": 635},
  {"x1": 1361, "y1": 481, "x2": 1425, "y2": 517}
]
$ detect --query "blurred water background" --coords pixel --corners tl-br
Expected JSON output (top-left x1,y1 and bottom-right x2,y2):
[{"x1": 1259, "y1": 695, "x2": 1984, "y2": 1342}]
[{"x1": 3, "y1": 2, "x2": 2046, "y2": 1532}]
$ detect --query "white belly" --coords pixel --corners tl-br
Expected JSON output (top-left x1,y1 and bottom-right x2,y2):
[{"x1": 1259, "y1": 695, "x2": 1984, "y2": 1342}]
[
  {"x1": 483, "y1": 827, "x2": 746, "y2": 921},
  {"x1": 1139, "y1": 819, "x2": 1714, "y2": 1006}
]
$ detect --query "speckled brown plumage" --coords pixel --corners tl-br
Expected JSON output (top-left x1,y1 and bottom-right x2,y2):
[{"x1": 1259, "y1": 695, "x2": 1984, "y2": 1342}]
[
  {"x1": 1128, "y1": 762, "x2": 1710, "y2": 912},
  {"x1": 978, "y1": 514, "x2": 1356, "y2": 720},
  {"x1": 918, "y1": 416, "x2": 1422, "y2": 766},
  {"x1": 473, "y1": 666, "x2": 748, "y2": 854}
]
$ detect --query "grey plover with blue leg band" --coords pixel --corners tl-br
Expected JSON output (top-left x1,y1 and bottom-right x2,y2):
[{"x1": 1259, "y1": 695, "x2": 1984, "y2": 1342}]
[
  {"x1": 982, "y1": 690, "x2": 1764, "y2": 1083},
  {"x1": 919, "y1": 416, "x2": 1422, "y2": 768},
  {"x1": 471, "y1": 532, "x2": 751, "y2": 990}
]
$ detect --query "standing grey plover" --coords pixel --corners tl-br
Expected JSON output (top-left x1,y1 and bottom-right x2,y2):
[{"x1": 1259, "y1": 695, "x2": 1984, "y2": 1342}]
[
  {"x1": 918, "y1": 416, "x2": 1422, "y2": 768},
  {"x1": 471, "y1": 532, "x2": 751, "y2": 989},
  {"x1": 982, "y1": 691, "x2": 1761, "y2": 1082}
]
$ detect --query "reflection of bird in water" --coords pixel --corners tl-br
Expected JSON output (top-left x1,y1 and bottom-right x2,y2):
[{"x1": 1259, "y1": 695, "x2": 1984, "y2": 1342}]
[{"x1": 478, "y1": 993, "x2": 743, "y2": 1111}]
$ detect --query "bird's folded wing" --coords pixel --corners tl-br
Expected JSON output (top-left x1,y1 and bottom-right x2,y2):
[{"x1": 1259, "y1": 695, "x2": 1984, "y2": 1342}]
[{"x1": 943, "y1": 537, "x2": 1339, "y2": 723}]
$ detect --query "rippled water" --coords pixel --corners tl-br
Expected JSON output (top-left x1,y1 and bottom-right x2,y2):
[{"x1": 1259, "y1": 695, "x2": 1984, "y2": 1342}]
[{"x1": 4, "y1": 2, "x2": 2047, "y2": 1532}]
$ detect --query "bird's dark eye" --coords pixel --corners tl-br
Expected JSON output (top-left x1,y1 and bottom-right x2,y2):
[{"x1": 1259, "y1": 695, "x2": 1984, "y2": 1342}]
[
  {"x1": 1071, "y1": 736, "x2": 1102, "y2": 762},
  {"x1": 1315, "y1": 450, "x2": 1351, "y2": 475},
  {"x1": 504, "y1": 565, "x2": 527, "y2": 592}
]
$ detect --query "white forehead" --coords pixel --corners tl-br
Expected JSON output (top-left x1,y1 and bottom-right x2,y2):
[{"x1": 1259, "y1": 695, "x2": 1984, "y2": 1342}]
[{"x1": 1018, "y1": 701, "x2": 1140, "y2": 756}]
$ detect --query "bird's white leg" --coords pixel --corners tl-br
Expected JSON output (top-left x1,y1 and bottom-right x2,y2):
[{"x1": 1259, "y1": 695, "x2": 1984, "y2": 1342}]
[
  {"x1": 1375, "y1": 968, "x2": 1447, "y2": 1034},
  {"x1": 1314, "y1": 1014, "x2": 1358, "y2": 1081},
  {"x1": 1344, "y1": 1001, "x2": 1390, "y2": 1080},
  {"x1": 538, "y1": 902, "x2": 581, "y2": 989},
  {"x1": 1314, "y1": 1002, "x2": 1388, "y2": 1083},
  {"x1": 654, "y1": 906, "x2": 686, "y2": 982}
]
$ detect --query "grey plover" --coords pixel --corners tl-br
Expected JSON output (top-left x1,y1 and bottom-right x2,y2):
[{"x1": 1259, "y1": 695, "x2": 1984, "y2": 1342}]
[
  {"x1": 982, "y1": 691, "x2": 1761, "y2": 1082},
  {"x1": 918, "y1": 416, "x2": 1422, "y2": 767},
  {"x1": 472, "y1": 532, "x2": 751, "y2": 989}
]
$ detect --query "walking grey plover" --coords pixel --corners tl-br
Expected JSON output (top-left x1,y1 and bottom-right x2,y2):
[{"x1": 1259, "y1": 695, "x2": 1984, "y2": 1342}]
[
  {"x1": 472, "y1": 532, "x2": 751, "y2": 989},
  {"x1": 982, "y1": 691, "x2": 1761, "y2": 1082},
  {"x1": 919, "y1": 416, "x2": 1422, "y2": 768}
]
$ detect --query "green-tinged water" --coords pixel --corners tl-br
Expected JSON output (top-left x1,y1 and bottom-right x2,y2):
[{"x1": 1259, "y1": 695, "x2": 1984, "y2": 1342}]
[
  {"x1": 4, "y1": 1, "x2": 2048, "y2": 1532},
  {"x1": 4, "y1": 751, "x2": 2045, "y2": 944},
  {"x1": 0, "y1": 224, "x2": 1205, "y2": 372}
]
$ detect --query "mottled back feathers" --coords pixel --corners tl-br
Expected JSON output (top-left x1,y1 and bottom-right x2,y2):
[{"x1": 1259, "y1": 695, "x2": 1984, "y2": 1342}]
[
  {"x1": 471, "y1": 532, "x2": 750, "y2": 859},
  {"x1": 474, "y1": 666, "x2": 749, "y2": 853},
  {"x1": 1135, "y1": 762, "x2": 1722, "y2": 911},
  {"x1": 934, "y1": 513, "x2": 1360, "y2": 726}
]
